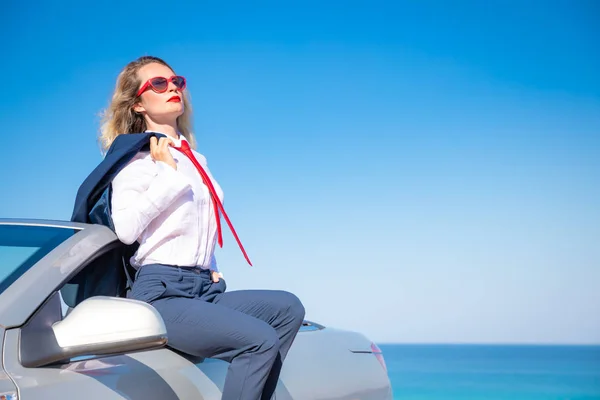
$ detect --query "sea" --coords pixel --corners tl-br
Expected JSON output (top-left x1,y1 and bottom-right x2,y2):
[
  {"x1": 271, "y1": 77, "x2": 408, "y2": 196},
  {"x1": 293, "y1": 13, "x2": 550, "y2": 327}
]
[{"x1": 379, "y1": 344, "x2": 600, "y2": 400}]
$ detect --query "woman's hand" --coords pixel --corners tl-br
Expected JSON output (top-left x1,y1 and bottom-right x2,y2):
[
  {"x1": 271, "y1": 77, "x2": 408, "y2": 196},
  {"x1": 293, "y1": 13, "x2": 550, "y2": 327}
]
[
  {"x1": 150, "y1": 136, "x2": 177, "y2": 170},
  {"x1": 211, "y1": 270, "x2": 222, "y2": 283}
]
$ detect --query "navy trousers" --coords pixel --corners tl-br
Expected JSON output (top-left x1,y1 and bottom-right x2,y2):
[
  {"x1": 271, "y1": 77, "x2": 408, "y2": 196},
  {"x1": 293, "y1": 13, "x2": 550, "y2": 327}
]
[{"x1": 129, "y1": 264, "x2": 305, "y2": 400}]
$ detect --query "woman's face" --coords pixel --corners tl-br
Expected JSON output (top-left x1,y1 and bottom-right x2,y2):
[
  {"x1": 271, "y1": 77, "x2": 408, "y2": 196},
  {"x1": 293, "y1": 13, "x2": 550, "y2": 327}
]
[{"x1": 133, "y1": 62, "x2": 185, "y2": 124}]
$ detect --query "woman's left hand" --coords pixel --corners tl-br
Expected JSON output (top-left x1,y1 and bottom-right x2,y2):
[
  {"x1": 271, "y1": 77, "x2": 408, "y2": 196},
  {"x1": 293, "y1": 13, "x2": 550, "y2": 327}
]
[{"x1": 211, "y1": 270, "x2": 221, "y2": 283}]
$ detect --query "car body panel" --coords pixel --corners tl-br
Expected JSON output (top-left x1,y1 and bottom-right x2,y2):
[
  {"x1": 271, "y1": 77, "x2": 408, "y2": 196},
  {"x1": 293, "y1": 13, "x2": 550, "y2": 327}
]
[
  {"x1": 4, "y1": 328, "x2": 392, "y2": 400},
  {"x1": 0, "y1": 327, "x2": 19, "y2": 399},
  {"x1": 280, "y1": 328, "x2": 393, "y2": 400},
  {"x1": 4, "y1": 328, "x2": 215, "y2": 399}
]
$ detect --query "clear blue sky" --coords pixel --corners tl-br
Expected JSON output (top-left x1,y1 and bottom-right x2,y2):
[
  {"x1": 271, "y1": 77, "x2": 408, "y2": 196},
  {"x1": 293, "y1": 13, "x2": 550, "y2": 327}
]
[{"x1": 1, "y1": 1, "x2": 599, "y2": 344}]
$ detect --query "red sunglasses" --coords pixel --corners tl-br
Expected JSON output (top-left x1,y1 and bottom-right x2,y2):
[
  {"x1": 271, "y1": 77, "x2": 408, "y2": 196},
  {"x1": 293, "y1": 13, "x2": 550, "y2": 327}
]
[{"x1": 136, "y1": 75, "x2": 186, "y2": 97}]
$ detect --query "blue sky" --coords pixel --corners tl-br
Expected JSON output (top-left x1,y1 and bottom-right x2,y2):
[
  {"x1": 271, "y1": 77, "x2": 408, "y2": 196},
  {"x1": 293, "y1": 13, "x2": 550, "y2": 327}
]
[{"x1": 1, "y1": 1, "x2": 599, "y2": 344}]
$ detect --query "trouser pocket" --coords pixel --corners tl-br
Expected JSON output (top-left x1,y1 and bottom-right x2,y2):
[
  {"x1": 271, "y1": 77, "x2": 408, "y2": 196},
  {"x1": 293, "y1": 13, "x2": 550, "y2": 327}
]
[{"x1": 130, "y1": 274, "x2": 168, "y2": 304}]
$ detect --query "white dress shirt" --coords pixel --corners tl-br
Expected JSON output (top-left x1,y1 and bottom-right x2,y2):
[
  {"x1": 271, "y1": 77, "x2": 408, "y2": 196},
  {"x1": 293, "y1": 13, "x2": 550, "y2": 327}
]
[{"x1": 110, "y1": 133, "x2": 223, "y2": 271}]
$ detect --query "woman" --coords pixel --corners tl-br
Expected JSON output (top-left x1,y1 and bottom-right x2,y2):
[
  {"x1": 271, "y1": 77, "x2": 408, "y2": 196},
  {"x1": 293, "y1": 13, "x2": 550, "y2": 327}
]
[{"x1": 99, "y1": 55, "x2": 305, "y2": 400}]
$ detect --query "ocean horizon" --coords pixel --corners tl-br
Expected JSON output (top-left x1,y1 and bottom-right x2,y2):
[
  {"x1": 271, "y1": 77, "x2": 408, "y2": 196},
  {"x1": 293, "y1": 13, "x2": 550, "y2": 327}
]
[{"x1": 378, "y1": 343, "x2": 600, "y2": 400}]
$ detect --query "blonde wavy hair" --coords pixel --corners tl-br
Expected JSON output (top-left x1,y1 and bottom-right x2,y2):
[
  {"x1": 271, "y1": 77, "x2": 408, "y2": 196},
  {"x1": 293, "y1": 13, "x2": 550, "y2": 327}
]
[{"x1": 98, "y1": 56, "x2": 196, "y2": 152}]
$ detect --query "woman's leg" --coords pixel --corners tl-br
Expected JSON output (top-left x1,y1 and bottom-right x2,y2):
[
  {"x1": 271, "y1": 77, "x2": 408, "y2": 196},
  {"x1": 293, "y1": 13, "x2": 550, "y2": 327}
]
[
  {"x1": 152, "y1": 295, "x2": 282, "y2": 400},
  {"x1": 212, "y1": 289, "x2": 306, "y2": 400},
  {"x1": 131, "y1": 266, "x2": 283, "y2": 400},
  {"x1": 131, "y1": 265, "x2": 305, "y2": 399}
]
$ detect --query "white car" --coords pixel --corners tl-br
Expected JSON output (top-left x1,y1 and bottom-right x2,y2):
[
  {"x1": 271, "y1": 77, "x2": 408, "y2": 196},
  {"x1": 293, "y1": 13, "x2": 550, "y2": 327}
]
[{"x1": 0, "y1": 219, "x2": 392, "y2": 399}]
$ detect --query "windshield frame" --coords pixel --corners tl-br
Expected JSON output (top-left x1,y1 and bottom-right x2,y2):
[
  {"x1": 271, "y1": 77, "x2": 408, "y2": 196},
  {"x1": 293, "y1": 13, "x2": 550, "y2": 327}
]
[{"x1": 0, "y1": 223, "x2": 80, "y2": 295}]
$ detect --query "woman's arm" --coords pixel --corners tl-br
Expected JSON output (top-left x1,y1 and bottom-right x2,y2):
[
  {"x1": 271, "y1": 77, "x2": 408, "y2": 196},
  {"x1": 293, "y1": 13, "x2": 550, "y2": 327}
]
[
  {"x1": 210, "y1": 254, "x2": 219, "y2": 273},
  {"x1": 111, "y1": 155, "x2": 191, "y2": 244},
  {"x1": 210, "y1": 254, "x2": 222, "y2": 282}
]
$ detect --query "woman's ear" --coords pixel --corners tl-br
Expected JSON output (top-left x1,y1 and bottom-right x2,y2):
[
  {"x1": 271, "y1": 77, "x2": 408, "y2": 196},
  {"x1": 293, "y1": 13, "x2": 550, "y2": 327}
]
[{"x1": 133, "y1": 102, "x2": 145, "y2": 114}]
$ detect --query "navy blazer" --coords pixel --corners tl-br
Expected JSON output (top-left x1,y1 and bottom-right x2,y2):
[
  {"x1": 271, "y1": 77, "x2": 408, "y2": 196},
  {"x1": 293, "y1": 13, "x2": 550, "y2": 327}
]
[
  {"x1": 71, "y1": 132, "x2": 166, "y2": 226},
  {"x1": 66, "y1": 132, "x2": 166, "y2": 306}
]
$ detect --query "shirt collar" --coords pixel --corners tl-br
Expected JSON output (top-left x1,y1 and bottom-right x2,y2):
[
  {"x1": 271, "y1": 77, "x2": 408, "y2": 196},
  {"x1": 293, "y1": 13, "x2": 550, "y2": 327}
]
[{"x1": 145, "y1": 130, "x2": 188, "y2": 147}]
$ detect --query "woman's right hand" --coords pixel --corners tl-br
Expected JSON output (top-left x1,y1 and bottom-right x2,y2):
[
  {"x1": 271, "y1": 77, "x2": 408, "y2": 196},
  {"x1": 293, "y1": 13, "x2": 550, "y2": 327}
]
[{"x1": 150, "y1": 136, "x2": 177, "y2": 170}]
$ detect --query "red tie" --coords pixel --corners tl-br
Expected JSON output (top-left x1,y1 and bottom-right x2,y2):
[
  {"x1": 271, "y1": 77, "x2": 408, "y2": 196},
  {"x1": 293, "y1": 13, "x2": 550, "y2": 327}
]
[{"x1": 173, "y1": 140, "x2": 252, "y2": 266}]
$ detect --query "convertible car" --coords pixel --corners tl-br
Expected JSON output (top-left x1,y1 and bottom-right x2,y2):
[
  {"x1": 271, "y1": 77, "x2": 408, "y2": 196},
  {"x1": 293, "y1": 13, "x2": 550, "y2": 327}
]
[{"x1": 0, "y1": 219, "x2": 392, "y2": 400}]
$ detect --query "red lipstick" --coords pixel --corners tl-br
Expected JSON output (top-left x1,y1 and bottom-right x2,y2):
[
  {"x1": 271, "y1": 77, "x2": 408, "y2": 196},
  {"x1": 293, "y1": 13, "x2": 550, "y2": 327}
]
[{"x1": 167, "y1": 96, "x2": 181, "y2": 102}]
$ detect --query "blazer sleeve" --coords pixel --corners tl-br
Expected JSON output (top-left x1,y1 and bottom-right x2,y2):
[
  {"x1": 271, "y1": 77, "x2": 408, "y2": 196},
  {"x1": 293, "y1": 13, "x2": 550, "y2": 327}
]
[{"x1": 111, "y1": 154, "x2": 191, "y2": 245}]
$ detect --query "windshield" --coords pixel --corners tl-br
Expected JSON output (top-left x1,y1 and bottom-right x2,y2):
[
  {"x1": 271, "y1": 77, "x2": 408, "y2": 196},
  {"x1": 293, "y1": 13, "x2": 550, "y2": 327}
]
[{"x1": 0, "y1": 224, "x2": 77, "y2": 294}]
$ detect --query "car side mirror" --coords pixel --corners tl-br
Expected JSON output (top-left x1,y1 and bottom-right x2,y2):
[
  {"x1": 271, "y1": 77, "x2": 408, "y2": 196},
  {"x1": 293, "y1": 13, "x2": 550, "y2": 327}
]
[{"x1": 20, "y1": 295, "x2": 168, "y2": 368}]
